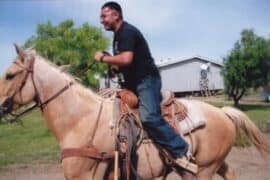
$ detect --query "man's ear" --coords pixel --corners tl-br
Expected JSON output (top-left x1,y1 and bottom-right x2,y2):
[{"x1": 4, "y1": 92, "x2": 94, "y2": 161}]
[{"x1": 112, "y1": 10, "x2": 120, "y2": 20}]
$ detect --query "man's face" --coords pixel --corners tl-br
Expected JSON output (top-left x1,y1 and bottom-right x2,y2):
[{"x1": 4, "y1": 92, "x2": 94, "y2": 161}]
[{"x1": 100, "y1": 7, "x2": 119, "y2": 31}]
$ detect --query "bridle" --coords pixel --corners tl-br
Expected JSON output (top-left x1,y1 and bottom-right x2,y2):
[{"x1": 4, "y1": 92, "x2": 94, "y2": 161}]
[
  {"x1": 4, "y1": 55, "x2": 115, "y2": 161},
  {"x1": 1, "y1": 54, "x2": 120, "y2": 178},
  {"x1": 4, "y1": 55, "x2": 73, "y2": 123}
]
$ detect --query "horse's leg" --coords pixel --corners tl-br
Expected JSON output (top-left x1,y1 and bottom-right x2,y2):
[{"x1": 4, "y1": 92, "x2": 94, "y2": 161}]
[
  {"x1": 62, "y1": 158, "x2": 109, "y2": 180},
  {"x1": 62, "y1": 158, "x2": 90, "y2": 180},
  {"x1": 217, "y1": 161, "x2": 236, "y2": 180},
  {"x1": 91, "y1": 162, "x2": 111, "y2": 180},
  {"x1": 196, "y1": 163, "x2": 219, "y2": 180},
  {"x1": 180, "y1": 171, "x2": 196, "y2": 180}
]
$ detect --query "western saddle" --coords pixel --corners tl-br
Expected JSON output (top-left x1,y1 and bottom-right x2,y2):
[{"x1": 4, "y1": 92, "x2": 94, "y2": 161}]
[{"x1": 116, "y1": 89, "x2": 198, "y2": 176}]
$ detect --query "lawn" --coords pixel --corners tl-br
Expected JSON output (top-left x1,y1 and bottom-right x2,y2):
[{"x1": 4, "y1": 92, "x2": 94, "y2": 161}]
[
  {"x1": 0, "y1": 101, "x2": 269, "y2": 169},
  {"x1": 209, "y1": 102, "x2": 270, "y2": 130},
  {"x1": 0, "y1": 110, "x2": 59, "y2": 169}
]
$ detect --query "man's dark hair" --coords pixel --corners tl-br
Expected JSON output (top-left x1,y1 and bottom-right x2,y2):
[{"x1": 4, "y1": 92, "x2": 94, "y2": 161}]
[{"x1": 102, "y1": 1, "x2": 123, "y2": 19}]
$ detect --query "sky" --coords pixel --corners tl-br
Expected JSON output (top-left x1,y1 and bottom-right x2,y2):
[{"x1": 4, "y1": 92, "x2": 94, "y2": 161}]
[{"x1": 0, "y1": 0, "x2": 270, "y2": 74}]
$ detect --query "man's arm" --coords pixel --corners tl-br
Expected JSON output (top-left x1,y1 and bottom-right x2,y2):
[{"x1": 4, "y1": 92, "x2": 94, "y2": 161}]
[{"x1": 94, "y1": 51, "x2": 133, "y2": 66}]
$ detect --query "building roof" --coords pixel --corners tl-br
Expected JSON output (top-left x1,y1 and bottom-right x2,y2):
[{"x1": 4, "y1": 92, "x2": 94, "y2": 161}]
[{"x1": 156, "y1": 55, "x2": 223, "y2": 68}]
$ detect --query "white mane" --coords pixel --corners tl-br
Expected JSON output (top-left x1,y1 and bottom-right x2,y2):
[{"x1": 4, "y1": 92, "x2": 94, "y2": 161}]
[{"x1": 30, "y1": 51, "x2": 105, "y2": 102}]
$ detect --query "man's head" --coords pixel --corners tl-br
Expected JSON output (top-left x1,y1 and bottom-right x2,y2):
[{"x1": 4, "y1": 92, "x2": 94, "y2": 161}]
[{"x1": 100, "y1": 1, "x2": 123, "y2": 31}]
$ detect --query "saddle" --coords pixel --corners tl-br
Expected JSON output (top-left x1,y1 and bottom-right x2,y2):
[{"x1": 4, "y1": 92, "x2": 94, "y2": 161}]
[
  {"x1": 98, "y1": 88, "x2": 201, "y2": 177},
  {"x1": 117, "y1": 89, "x2": 187, "y2": 133},
  {"x1": 114, "y1": 89, "x2": 200, "y2": 178}
]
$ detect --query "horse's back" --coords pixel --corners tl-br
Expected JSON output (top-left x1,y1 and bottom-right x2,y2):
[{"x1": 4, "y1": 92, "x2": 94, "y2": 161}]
[{"x1": 179, "y1": 99, "x2": 237, "y2": 166}]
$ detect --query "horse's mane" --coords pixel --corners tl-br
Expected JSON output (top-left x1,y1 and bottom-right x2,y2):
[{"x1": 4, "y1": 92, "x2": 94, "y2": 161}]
[{"x1": 30, "y1": 50, "x2": 104, "y2": 102}]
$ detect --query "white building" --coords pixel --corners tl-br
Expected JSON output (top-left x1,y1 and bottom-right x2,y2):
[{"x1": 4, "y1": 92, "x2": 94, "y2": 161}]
[
  {"x1": 157, "y1": 56, "x2": 224, "y2": 96},
  {"x1": 99, "y1": 56, "x2": 224, "y2": 96}
]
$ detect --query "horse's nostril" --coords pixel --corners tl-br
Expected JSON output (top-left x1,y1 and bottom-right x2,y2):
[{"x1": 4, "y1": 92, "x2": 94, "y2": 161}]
[
  {"x1": 0, "y1": 105, "x2": 11, "y2": 118},
  {"x1": 0, "y1": 98, "x2": 12, "y2": 117},
  {"x1": 3, "y1": 99, "x2": 10, "y2": 107}
]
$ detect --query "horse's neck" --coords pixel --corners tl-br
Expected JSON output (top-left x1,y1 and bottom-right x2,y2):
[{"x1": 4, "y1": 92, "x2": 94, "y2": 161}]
[
  {"x1": 33, "y1": 58, "x2": 111, "y2": 149},
  {"x1": 33, "y1": 58, "x2": 72, "y2": 102}
]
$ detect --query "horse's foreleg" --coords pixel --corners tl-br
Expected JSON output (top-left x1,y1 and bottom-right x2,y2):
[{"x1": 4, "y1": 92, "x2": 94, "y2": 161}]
[
  {"x1": 62, "y1": 158, "x2": 109, "y2": 180},
  {"x1": 180, "y1": 171, "x2": 196, "y2": 180},
  {"x1": 217, "y1": 161, "x2": 236, "y2": 180},
  {"x1": 62, "y1": 157, "x2": 91, "y2": 180}
]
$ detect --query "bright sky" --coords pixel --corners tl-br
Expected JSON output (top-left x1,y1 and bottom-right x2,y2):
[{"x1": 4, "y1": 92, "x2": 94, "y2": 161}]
[{"x1": 1, "y1": 0, "x2": 270, "y2": 74}]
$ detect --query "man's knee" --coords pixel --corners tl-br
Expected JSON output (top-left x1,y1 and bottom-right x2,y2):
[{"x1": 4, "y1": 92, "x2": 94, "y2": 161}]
[{"x1": 141, "y1": 113, "x2": 163, "y2": 125}]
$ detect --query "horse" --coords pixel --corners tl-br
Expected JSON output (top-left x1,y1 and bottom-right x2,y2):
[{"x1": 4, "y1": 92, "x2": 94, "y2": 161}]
[{"x1": 0, "y1": 45, "x2": 269, "y2": 180}]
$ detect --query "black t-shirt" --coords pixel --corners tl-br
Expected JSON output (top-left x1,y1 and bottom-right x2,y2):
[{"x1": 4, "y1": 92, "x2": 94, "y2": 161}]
[{"x1": 113, "y1": 21, "x2": 160, "y2": 92}]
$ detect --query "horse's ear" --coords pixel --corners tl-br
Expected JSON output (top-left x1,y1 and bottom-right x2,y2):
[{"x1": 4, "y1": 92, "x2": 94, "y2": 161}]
[{"x1": 14, "y1": 43, "x2": 25, "y2": 62}]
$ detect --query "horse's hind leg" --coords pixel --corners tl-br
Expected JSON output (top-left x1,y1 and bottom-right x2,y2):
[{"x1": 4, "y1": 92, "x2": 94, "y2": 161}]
[
  {"x1": 196, "y1": 162, "x2": 221, "y2": 180},
  {"x1": 217, "y1": 161, "x2": 236, "y2": 180}
]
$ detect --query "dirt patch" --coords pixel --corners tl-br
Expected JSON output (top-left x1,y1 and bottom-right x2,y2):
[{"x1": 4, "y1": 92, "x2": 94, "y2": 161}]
[
  {"x1": 0, "y1": 164, "x2": 64, "y2": 180},
  {"x1": 0, "y1": 146, "x2": 269, "y2": 180},
  {"x1": 213, "y1": 146, "x2": 270, "y2": 180}
]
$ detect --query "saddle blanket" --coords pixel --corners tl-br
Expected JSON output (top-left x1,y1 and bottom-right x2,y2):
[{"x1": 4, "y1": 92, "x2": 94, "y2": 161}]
[{"x1": 176, "y1": 99, "x2": 206, "y2": 135}]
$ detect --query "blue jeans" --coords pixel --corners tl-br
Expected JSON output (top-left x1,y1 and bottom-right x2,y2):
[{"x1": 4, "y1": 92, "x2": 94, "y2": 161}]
[{"x1": 136, "y1": 76, "x2": 188, "y2": 158}]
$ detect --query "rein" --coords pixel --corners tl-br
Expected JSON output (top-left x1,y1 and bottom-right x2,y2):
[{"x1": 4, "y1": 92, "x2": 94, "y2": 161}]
[
  {"x1": 6, "y1": 56, "x2": 74, "y2": 123},
  {"x1": 76, "y1": 61, "x2": 97, "y2": 77}
]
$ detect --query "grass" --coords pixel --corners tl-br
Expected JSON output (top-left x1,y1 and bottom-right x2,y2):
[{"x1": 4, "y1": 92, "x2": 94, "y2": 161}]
[
  {"x1": 0, "y1": 100, "x2": 269, "y2": 169},
  {"x1": 210, "y1": 102, "x2": 270, "y2": 130},
  {"x1": 0, "y1": 110, "x2": 59, "y2": 169}
]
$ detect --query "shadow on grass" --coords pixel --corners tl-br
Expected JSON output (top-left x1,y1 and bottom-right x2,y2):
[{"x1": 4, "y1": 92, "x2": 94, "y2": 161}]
[
  {"x1": 210, "y1": 102, "x2": 270, "y2": 112},
  {"x1": 237, "y1": 104, "x2": 270, "y2": 111}
]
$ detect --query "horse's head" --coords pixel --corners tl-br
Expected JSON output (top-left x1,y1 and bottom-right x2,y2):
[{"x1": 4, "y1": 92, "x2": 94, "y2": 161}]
[{"x1": 0, "y1": 44, "x2": 37, "y2": 118}]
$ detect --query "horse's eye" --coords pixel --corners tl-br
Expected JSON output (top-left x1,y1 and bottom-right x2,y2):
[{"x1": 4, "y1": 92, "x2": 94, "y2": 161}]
[{"x1": 5, "y1": 73, "x2": 16, "y2": 80}]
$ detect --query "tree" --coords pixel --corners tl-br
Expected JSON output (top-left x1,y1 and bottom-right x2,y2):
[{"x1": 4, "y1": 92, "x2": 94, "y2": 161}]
[
  {"x1": 24, "y1": 20, "x2": 110, "y2": 88},
  {"x1": 222, "y1": 29, "x2": 270, "y2": 106}
]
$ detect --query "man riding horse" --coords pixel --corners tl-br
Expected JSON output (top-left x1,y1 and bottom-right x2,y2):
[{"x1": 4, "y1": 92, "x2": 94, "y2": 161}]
[{"x1": 94, "y1": 1, "x2": 197, "y2": 173}]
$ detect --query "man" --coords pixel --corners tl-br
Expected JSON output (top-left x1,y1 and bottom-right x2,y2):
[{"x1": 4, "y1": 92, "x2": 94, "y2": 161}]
[{"x1": 94, "y1": 1, "x2": 197, "y2": 173}]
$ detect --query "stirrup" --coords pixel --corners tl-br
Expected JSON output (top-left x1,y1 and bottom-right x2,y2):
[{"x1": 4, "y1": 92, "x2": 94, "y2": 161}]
[{"x1": 175, "y1": 156, "x2": 198, "y2": 174}]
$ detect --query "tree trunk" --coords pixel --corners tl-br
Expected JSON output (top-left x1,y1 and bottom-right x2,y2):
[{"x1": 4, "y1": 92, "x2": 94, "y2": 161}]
[
  {"x1": 232, "y1": 88, "x2": 245, "y2": 107},
  {"x1": 233, "y1": 98, "x2": 240, "y2": 107}
]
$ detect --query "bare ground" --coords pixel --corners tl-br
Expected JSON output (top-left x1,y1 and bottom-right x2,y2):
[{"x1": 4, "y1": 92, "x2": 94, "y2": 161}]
[{"x1": 0, "y1": 146, "x2": 269, "y2": 180}]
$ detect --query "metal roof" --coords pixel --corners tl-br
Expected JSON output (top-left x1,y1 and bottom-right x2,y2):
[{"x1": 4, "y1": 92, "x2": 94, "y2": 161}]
[{"x1": 157, "y1": 55, "x2": 223, "y2": 68}]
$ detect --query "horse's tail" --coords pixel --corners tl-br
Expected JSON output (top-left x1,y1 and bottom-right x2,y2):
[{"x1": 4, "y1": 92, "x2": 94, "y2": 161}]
[{"x1": 221, "y1": 106, "x2": 270, "y2": 154}]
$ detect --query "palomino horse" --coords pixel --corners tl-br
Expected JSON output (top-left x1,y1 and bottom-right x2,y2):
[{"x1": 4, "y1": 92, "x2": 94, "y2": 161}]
[{"x1": 0, "y1": 45, "x2": 270, "y2": 180}]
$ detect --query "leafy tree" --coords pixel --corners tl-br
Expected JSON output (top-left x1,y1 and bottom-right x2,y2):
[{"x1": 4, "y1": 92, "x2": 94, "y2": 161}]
[
  {"x1": 222, "y1": 29, "x2": 270, "y2": 106},
  {"x1": 24, "y1": 20, "x2": 110, "y2": 88}
]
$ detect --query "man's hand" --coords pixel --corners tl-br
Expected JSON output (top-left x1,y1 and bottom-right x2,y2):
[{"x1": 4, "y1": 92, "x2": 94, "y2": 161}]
[{"x1": 94, "y1": 51, "x2": 105, "y2": 62}]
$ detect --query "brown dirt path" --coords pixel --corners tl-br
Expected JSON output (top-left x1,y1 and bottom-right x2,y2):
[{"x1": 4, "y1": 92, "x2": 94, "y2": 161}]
[{"x1": 0, "y1": 146, "x2": 269, "y2": 180}]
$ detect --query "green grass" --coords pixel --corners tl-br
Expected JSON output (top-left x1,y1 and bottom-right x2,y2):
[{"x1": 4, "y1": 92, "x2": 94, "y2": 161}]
[
  {"x1": 0, "y1": 110, "x2": 59, "y2": 169},
  {"x1": 210, "y1": 102, "x2": 270, "y2": 129}
]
